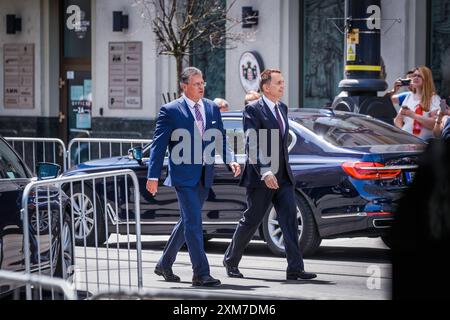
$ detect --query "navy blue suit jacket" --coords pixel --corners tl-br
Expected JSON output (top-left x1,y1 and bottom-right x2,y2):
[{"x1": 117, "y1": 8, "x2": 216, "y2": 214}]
[
  {"x1": 239, "y1": 98, "x2": 295, "y2": 188},
  {"x1": 147, "y1": 97, "x2": 235, "y2": 188}
]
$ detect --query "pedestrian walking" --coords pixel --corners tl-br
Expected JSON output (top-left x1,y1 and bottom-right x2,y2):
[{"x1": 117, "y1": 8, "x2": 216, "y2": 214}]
[
  {"x1": 223, "y1": 69, "x2": 317, "y2": 281},
  {"x1": 147, "y1": 67, "x2": 241, "y2": 287}
]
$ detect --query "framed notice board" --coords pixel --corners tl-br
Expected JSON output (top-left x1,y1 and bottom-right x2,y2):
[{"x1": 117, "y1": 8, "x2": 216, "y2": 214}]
[
  {"x1": 108, "y1": 42, "x2": 142, "y2": 109},
  {"x1": 3, "y1": 43, "x2": 35, "y2": 109}
]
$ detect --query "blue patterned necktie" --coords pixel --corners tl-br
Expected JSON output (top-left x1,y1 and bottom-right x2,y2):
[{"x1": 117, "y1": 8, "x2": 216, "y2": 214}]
[
  {"x1": 274, "y1": 104, "x2": 285, "y2": 137},
  {"x1": 194, "y1": 103, "x2": 205, "y2": 136}
]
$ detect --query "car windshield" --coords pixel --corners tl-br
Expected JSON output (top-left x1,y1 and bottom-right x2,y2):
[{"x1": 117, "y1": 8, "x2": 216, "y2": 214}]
[
  {"x1": 0, "y1": 139, "x2": 29, "y2": 179},
  {"x1": 291, "y1": 113, "x2": 425, "y2": 147}
]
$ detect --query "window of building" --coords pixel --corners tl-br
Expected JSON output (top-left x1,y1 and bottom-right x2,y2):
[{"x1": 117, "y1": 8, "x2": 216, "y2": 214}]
[
  {"x1": 429, "y1": 0, "x2": 450, "y2": 100},
  {"x1": 190, "y1": 0, "x2": 226, "y2": 101},
  {"x1": 301, "y1": 0, "x2": 345, "y2": 108},
  {"x1": 63, "y1": 0, "x2": 92, "y2": 59},
  {"x1": 192, "y1": 48, "x2": 225, "y2": 101}
]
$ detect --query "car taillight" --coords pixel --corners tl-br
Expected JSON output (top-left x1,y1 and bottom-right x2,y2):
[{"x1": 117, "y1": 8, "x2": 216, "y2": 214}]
[{"x1": 341, "y1": 161, "x2": 401, "y2": 180}]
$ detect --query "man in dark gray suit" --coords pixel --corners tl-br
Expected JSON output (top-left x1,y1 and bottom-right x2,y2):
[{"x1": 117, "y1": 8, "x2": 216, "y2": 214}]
[{"x1": 223, "y1": 69, "x2": 317, "y2": 280}]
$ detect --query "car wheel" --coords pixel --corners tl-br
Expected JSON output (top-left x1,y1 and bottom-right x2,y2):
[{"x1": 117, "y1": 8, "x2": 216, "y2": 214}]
[
  {"x1": 68, "y1": 184, "x2": 106, "y2": 247},
  {"x1": 262, "y1": 193, "x2": 321, "y2": 257}
]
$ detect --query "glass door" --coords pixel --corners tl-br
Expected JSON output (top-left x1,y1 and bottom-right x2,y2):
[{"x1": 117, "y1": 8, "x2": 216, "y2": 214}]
[
  {"x1": 59, "y1": 0, "x2": 92, "y2": 143},
  {"x1": 66, "y1": 71, "x2": 92, "y2": 141},
  {"x1": 302, "y1": 0, "x2": 345, "y2": 108}
]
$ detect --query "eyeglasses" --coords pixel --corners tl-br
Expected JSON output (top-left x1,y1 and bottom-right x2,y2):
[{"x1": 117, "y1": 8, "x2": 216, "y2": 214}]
[
  {"x1": 191, "y1": 82, "x2": 207, "y2": 88},
  {"x1": 412, "y1": 74, "x2": 423, "y2": 79}
]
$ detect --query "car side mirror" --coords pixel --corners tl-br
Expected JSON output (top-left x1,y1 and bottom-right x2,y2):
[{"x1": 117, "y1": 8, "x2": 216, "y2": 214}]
[
  {"x1": 37, "y1": 162, "x2": 61, "y2": 180},
  {"x1": 128, "y1": 147, "x2": 143, "y2": 163}
]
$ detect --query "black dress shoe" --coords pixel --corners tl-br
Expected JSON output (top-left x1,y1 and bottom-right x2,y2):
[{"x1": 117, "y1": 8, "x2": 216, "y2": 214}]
[
  {"x1": 192, "y1": 275, "x2": 221, "y2": 287},
  {"x1": 286, "y1": 270, "x2": 317, "y2": 280},
  {"x1": 223, "y1": 260, "x2": 244, "y2": 278},
  {"x1": 154, "y1": 266, "x2": 181, "y2": 282}
]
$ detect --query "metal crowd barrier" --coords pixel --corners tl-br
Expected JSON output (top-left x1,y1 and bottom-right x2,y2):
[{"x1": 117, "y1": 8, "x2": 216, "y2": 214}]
[
  {"x1": 0, "y1": 270, "x2": 77, "y2": 300},
  {"x1": 89, "y1": 288, "x2": 271, "y2": 300},
  {"x1": 67, "y1": 138, "x2": 152, "y2": 169},
  {"x1": 5, "y1": 137, "x2": 67, "y2": 173},
  {"x1": 20, "y1": 169, "x2": 143, "y2": 300}
]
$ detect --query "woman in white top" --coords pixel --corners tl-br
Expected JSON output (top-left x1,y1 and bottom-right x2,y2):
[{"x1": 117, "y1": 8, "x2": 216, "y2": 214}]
[{"x1": 394, "y1": 66, "x2": 441, "y2": 140}]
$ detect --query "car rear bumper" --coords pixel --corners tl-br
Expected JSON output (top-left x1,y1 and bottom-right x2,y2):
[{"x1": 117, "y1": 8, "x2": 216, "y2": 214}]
[{"x1": 319, "y1": 211, "x2": 394, "y2": 239}]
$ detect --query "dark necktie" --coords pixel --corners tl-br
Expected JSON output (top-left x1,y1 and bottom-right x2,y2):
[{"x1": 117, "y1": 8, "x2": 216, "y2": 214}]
[{"x1": 274, "y1": 104, "x2": 285, "y2": 137}]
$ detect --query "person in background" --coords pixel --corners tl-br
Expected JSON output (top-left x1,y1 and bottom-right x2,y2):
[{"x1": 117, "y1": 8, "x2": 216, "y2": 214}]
[
  {"x1": 244, "y1": 90, "x2": 261, "y2": 106},
  {"x1": 393, "y1": 66, "x2": 441, "y2": 140},
  {"x1": 213, "y1": 98, "x2": 230, "y2": 113},
  {"x1": 386, "y1": 69, "x2": 415, "y2": 107},
  {"x1": 433, "y1": 98, "x2": 450, "y2": 140}
]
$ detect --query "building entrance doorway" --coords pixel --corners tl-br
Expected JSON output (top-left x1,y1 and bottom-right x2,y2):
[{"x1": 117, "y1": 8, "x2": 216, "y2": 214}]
[{"x1": 59, "y1": 0, "x2": 92, "y2": 143}]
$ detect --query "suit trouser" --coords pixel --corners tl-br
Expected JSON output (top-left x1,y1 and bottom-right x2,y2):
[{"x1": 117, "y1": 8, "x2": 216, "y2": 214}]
[
  {"x1": 157, "y1": 181, "x2": 210, "y2": 277},
  {"x1": 224, "y1": 184, "x2": 304, "y2": 272}
]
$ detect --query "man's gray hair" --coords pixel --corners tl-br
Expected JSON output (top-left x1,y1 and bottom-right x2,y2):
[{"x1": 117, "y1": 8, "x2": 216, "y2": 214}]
[{"x1": 180, "y1": 67, "x2": 203, "y2": 85}]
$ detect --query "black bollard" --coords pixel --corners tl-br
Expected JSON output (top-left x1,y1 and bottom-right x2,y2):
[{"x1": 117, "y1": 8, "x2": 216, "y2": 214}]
[{"x1": 332, "y1": 0, "x2": 396, "y2": 124}]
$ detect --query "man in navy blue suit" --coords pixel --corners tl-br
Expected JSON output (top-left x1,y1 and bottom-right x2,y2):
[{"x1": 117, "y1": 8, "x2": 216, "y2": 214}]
[
  {"x1": 146, "y1": 67, "x2": 241, "y2": 287},
  {"x1": 223, "y1": 69, "x2": 317, "y2": 281}
]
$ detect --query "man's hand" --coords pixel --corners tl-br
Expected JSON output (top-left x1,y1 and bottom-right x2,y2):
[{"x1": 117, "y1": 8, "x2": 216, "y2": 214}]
[
  {"x1": 229, "y1": 162, "x2": 241, "y2": 177},
  {"x1": 146, "y1": 179, "x2": 158, "y2": 196},
  {"x1": 264, "y1": 173, "x2": 279, "y2": 189}
]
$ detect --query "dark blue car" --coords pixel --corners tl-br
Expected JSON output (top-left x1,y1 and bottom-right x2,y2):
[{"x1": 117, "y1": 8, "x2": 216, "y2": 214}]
[
  {"x1": 62, "y1": 109, "x2": 426, "y2": 256},
  {"x1": 0, "y1": 137, "x2": 73, "y2": 297}
]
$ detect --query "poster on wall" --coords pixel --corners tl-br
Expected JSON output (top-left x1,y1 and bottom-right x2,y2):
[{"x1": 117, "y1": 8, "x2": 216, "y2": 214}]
[
  {"x1": 108, "y1": 42, "x2": 142, "y2": 109},
  {"x1": 70, "y1": 84, "x2": 92, "y2": 129},
  {"x1": 73, "y1": 101, "x2": 92, "y2": 129},
  {"x1": 3, "y1": 44, "x2": 35, "y2": 109}
]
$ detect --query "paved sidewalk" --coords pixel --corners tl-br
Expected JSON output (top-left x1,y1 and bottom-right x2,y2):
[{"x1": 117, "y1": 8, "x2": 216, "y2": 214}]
[{"x1": 73, "y1": 237, "x2": 391, "y2": 300}]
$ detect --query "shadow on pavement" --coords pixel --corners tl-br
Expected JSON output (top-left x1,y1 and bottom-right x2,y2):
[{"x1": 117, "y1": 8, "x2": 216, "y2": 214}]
[
  {"x1": 168, "y1": 283, "x2": 270, "y2": 291},
  {"x1": 152, "y1": 279, "x2": 268, "y2": 291},
  {"x1": 243, "y1": 277, "x2": 335, "y2": 286},
  {"x1": 108, "y1": 239, "x2": 390, "y2": 264},
  {"x1": 311, "y1": 246, "x2": 390, "y2": 264}
]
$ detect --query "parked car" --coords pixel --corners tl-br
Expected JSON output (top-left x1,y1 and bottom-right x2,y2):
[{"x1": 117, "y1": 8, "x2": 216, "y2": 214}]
[
  {"x1": 0, "y1": 136, "x2": 73, "y2": 297},
  {"x1": 62, "y1": 109, "x2": 426, "y2": 256}
]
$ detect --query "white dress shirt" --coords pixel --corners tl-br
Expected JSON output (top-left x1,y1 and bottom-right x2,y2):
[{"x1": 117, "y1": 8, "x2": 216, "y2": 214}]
[
  {"x1": 261, "y1": 95, "x2": 286, "y2": 180},
  {"x1": 263, "y1": 95, "x2": 286, "y2": 132},
  {"x1": 148, "y1": 95, "x2": 207, "y2": 181},
  {"x1": 183, "y1": 94, "x2": 206, "y2": 134}
]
